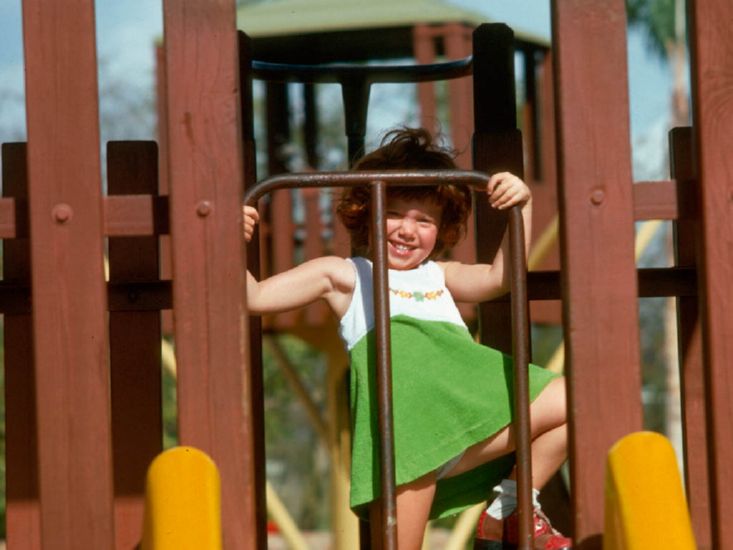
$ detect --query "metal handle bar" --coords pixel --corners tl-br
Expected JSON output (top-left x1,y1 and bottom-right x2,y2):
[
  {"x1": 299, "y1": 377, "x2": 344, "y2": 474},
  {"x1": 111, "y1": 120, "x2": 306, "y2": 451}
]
[
  {"x1": 244, "y1": 170, "x2": 490, "y2": 205},
  {"x1": 251, "y1": 57, "x2": 473, "y2": 85},
  {"x1": 244, "y1": 170, "x2": 532, "y2": 550}
]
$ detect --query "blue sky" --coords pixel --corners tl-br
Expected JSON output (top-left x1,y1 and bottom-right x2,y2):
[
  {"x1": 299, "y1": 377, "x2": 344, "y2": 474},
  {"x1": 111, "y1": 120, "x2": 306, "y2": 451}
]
[{"x1": 0, "y1": 0, "x2": 673, "y2": 176}]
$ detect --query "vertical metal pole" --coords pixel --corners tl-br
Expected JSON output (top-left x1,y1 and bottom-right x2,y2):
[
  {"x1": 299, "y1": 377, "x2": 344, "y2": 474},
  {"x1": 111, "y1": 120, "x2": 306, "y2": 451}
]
[
  {"x1": 370, "y1": 180, "x2": 398, "y2": 550},
  {"x1": 473, "y1": 23, "x2": 534, "y2": 547},
  {"x1": 509, "y1": 206, "x2": 533, "y2": 550},
  {"x1": 304, "y1": 83, "x2": 319, "y2": 168},
  {"x1": 342, "y1": 78, "x2": 371, "y2": 166}
]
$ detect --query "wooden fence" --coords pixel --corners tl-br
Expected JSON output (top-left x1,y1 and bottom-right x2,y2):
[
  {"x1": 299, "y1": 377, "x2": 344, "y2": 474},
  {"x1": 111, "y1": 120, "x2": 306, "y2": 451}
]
[{"x1": 1, "y1": 0, "x2": 731, "y2": 549}]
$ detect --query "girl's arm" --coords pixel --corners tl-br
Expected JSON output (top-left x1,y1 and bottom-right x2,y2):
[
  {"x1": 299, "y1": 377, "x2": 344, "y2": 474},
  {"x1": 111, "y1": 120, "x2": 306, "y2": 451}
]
[
  {"x1": 243, "y1": 206, "x2": 355, "y2": 316},
  {"x1": 246, "y1": 257, "x2": 355, "y2": 315},
  {"x1": 438, "y1": 172, "x2": 532, "y2": 303}
]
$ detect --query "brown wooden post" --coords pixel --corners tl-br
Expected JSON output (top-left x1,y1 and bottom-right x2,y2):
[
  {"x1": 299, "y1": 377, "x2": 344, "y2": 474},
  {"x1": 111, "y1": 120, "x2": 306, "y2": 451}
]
[
  {"x1": 528, "y1": 52, "x2": 562, "y2": 326},
  {"x1": 669, "y1": 127, "x2": 711, "y2": 549},
  {"x1": 107, "y1": 141, "x2": 164, "y2": 549},
  {"x1": 413, "y1": 24, "x2": 438, "y2": 134},
  {"x1": 521, "y1": 46, "x2": 542, "y2": 182},
  {"x1": 448, "y1": 23, "x2": 477, "y2": 270},
  {"x1": 266, "y1": 81, "x2": 298, "y2": 329},
  {"x1": 162, "y1": 0, "x2": 259, "y2": 547},
  {"x1": 472, "y1": 23, "x2": 523, "y2": 353},
  {"x1": 240, "y1": 31, "x2": 269, "y2": 550},
  {"x1": 688, "y1": 2, "x2": 733, "y2": 548},
  {"x1": 445, "y1": 22, "x2": 474, "y2": 170},
  {"x1": 303, "y1": 188, "x2": 330, "y2": 326},
  {"x1": 472, "y1": 23, "x2": 535, "y2": 547},
  {"x1": 156, "y1": 43, "x2": 175, "y2": 336},
  {"x1": 551, "y1": 1, "x2": 643, "y2": 546},
  {"x1": 21, "y1": 0, "x2": 116, "y2": 546},
  {"x1": 2, "y1": 143, "x2": 41, "y2": 550}
]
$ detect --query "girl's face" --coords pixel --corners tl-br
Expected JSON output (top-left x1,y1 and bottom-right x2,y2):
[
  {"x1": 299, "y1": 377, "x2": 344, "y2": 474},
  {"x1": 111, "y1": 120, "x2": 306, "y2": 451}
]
[{"x1": 383, "y1": 196, "x2": 442, "y2": 270}]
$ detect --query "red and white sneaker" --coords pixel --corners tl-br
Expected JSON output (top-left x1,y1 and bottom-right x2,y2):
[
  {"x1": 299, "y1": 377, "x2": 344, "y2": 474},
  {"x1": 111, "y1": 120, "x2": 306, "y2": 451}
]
[{"x1": 474, "y1": 507, "x2": 572, "y2": 550}]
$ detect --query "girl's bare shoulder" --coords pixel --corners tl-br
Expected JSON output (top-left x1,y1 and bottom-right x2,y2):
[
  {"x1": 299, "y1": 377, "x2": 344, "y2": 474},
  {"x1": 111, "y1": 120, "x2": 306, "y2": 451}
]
[
  {"x1": 318, "y1": 255, "x2": 356, "y2": 292},
  {"x1": 312, "y1": 256, "x2": 356, "y2": 317}
]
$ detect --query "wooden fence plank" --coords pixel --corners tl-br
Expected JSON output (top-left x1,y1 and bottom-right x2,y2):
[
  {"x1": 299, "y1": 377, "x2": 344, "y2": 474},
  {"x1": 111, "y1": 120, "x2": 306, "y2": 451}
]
[
  {"x1": 2, "y1": 143, "x2": 41, "y2": 550},
  {"x1": 107, "y1": 141, "x2": 164, "y2": 549},
  {"x1": 551, "y1": 1, "x2": 643, "y2": 546},
  {"x1": 162, "y1": 0, "x2": 258, "y2": 547},
  {"x1": 155, "y1": 43, "x2": 175, "y2": 336},
  {"x1": 669, "y1": 127, "x2": 711, "y2": 549},
  {"x1": 240, "y1": 32, "x2": 268, "y2": 549},
  {"x1": 688, "y1": 2, "x2": 733, "y2": 548},
  {"x1": 21, "y1": 0, "x2": 115, "y2": 546}
]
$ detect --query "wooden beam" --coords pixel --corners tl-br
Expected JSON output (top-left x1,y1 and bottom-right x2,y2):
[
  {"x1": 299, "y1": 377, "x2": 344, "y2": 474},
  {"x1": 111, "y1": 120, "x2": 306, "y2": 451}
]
[
  {"x1": 688, "y1": 2, "x2": 733, "y2": 548},
  {"x1": 472, "y1": 23, "x2": 522, "y2": 354},
  {"x1": 2, "y1": 143, "x2": 41, "y2": 550},
  {"x1": 162, "y1": 0, "x2": 258, "y2": 547},
  {"x1": 107, "y1": 141, "x2": 164, "y2": 549},
  {"x1": 551, "y1": 1, "x2": 643, "y2": 545},
  {"x1": 0, "y1": 175, "x2": 700, "y2": 241},
  {"x1": 21, "y1": 0, "x2": 115, "y2": 546},
  {"x1": 669, "y1": 127, "x2": 711, "y2": 548},
  {"x1": 240, "y1": 31, "x2": 269, "y2": 550}
]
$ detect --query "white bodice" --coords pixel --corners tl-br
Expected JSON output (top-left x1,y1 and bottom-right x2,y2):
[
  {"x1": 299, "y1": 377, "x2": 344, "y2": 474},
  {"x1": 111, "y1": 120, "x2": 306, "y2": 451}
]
[{"x1": 338, "y1": 257, "x2": 467, "y2": 351}]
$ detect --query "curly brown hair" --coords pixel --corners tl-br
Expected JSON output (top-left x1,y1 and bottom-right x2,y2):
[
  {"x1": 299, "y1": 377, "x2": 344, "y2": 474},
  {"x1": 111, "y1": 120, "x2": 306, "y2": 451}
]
[{"x1": 336, "y1": 127, "x2": 472, "y2": 258}]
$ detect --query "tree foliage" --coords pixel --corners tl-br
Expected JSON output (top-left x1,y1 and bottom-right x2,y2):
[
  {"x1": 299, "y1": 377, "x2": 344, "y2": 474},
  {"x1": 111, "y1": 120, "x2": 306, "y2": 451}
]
[{"x1": 626, "y1": 0, "x2": 679, "y2": 59}]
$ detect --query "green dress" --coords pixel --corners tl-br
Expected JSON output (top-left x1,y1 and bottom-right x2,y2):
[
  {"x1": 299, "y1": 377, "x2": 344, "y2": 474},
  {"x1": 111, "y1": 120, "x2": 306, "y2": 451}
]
[{"x1": 338, "y1": 258, "x2": 558, "y2": 519}]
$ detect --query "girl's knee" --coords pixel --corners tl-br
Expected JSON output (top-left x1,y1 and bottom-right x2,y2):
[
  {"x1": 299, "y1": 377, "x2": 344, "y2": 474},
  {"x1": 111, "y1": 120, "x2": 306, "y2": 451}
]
[
  {"x1": 547, "y1": 377, "x2": 567, "y2": 403},
  {"x1": 533, "y1": 377, "x2": 567, "y2": 428}
]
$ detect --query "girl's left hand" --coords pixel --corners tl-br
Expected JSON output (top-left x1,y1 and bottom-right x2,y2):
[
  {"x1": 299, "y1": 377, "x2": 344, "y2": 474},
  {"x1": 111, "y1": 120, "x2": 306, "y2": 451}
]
[{"x1": 487, "y1": 172, "x2": 531, "y2": 210}]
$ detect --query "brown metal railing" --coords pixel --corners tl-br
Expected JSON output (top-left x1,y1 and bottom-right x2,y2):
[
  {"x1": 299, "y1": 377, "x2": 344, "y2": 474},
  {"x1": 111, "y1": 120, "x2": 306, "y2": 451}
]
[{"x1": 244, "y1": 170, "x2": 533, "y2": 549}]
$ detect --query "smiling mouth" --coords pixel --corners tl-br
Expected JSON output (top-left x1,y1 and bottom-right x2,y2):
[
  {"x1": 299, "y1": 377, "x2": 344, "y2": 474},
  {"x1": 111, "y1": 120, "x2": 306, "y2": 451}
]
[{"x1": 388, "y1": 241, "x2": 416, "y2": 255}]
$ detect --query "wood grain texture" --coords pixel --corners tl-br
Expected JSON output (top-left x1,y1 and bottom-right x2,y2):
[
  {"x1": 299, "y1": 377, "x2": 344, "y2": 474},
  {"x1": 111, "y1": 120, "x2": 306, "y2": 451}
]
[
  {"x1": 669, "y1": 127, "x2": 711, "y2": 549},
  {"x1": 551, "y1": 1, "x2": 643, "y2": 545},
  {"x1": 688, "y1": 1, "x2": 733, "y2": 548},
  {"x1": 162, "y1": 0, "x2": 257, "y2": 547},
  {"x1": 21, "y1": 0, "x2": 115, "y2": 546},
  {"x1": 107, "y1": 142, "x2": 163, "y2": 549},
  {"x1": 2, "y1": 143, "x2": 42, "y2": 550}
]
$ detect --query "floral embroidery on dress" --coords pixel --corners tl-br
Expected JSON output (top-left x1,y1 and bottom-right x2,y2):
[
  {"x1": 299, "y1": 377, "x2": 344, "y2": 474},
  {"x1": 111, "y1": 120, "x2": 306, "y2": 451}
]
[{"x1": 389, "y1": 288, "x2": 444, "y2": 302}]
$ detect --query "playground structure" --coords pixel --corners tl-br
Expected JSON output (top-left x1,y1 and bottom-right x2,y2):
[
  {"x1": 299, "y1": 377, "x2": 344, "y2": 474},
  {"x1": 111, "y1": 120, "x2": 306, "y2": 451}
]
[{"x1": 1, "y1": 1, "x2": 732, "y2": 549}]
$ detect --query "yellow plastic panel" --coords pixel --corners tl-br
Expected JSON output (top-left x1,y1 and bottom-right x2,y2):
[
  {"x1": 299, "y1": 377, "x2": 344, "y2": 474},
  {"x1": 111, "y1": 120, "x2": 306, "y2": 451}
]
[
  {"x1": 604, "y1": 431, "x2": 696, "y2": 550},
  {"x1": 141, "y1": 446, "x2": 222, "y2": 550}
]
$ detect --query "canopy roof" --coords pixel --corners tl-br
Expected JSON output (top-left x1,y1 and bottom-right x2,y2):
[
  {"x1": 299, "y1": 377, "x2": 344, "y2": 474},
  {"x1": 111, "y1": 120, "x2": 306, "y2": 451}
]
[{"x1": 237, "y1": 0, "x2": 547, "y2": 62}]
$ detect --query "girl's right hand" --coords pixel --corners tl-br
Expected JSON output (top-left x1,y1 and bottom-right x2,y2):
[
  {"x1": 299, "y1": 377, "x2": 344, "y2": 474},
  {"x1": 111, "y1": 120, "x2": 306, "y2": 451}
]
[{"x1": 243, "y1": 205, "x2": 259, "y2": 243}]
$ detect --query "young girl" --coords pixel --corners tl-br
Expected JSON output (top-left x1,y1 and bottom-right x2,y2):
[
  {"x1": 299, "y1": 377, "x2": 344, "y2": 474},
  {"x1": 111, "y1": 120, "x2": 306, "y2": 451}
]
[{"x1": 243, "y1": 128, "x2": 570, "y2": 550}]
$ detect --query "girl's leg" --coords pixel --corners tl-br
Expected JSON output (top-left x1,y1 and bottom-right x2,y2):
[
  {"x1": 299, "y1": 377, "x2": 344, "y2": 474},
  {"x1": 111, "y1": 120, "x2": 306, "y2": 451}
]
[
  {"x1": 447, "y1": 378, "x2": 571, "y2": 547},
  {"x1": 394, "y1": 470, "x2": 437, "y2": 550},
  {"x1": 522, "y1": 422, "x2": 567, "y2": 488},
  {"x1": 443, "y1": 377, "x2": 568, "y2": 485}
]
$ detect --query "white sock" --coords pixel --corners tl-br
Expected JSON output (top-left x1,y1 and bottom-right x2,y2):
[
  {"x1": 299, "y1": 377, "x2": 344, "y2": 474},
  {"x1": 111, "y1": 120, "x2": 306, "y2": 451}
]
[{"x1": 486, "y1": 479, "x2": 542, "y2": 519}]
